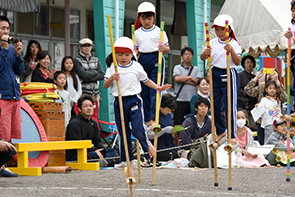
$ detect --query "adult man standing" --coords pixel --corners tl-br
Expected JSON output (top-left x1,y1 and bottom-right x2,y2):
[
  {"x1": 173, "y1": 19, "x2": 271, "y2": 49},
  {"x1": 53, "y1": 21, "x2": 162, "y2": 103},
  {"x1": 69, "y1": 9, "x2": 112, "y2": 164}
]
[
  {"x1": 66, "y1": 96, "x2": 116, "y2": 167},
  {"x1": 74, "y1": 38, "x2": 104, "y2": 118},
  {"x1": 173, "y1": 47, "x2": 201, "y2": 144},
  {"x1": 0, "y1": 15, "x2": 23, "y2": 177}
]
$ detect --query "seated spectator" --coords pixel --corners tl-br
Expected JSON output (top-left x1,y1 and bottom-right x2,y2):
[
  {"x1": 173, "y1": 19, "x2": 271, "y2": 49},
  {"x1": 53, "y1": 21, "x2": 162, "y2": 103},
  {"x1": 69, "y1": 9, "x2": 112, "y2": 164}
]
[
  {"x1": 190, "y1": 77, "x2": 210, "y2": 115},
  {"x1": 147, "y1": 93, "x2": 180, "y2": 161},
  {"x1": 0, "y1": 138, "x2": 18, "y2": 177},
  {"x1": 20, "y1": 40, "x2": 42, "y2": 82},
  {"x1": 234, "y1": 109, "x2": 270, "y2": 167},
  {"x1": 31, "y1": 52, "x2": 55, "y2": 83},
  {"x1": 66, "y1": 95, "x2": 117, "y2": 167},
  {"x1": 179, "y1": 98, "x2": 211, "y2": 150},
  {"x1": 290, "y1": 122, "x2": 295, "y2": 142},
  {"x1": 265, "y1": 119, "x2": 295, "y2": 166}
]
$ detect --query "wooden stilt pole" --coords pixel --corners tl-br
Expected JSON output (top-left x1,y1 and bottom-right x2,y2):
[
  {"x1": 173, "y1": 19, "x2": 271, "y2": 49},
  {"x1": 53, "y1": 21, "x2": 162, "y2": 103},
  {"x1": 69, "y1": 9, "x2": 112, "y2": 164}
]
[
  {"x1": 107, "y1": 15, "x2": 134, "y2": 197},
  {"x1": 152, "y1": 21, "x2": 165, "y2": 185},
  {"x1": 131, "y1": 24, "x2": 142, "y2": 184},
  {"x1": 225, "y1": 20, "x2": 233, "y2": 191},
  {"x1": 286, "y1": 27, "x2": 292, "y2": 182},
  {"x1": 205, "y1": 22, "x2": 218, "y2": 187}
]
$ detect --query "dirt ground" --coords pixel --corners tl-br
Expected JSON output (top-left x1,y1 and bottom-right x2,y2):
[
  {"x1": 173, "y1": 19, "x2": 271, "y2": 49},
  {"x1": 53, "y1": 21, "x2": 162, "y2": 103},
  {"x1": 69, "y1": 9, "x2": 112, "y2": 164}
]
[{"x1": 0, "y1": 167, "x2": 294, "y2": 197}]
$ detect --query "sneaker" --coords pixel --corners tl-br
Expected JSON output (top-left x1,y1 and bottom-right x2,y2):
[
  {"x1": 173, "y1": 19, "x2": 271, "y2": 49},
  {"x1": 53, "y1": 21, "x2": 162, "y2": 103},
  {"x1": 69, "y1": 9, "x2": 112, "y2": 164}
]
[
  {"x1": 114, "y1": 161, "x2": 138, "y2": 170},
  {"x1": 0, "y1": 168, "x2": 19, "y2": 177}
]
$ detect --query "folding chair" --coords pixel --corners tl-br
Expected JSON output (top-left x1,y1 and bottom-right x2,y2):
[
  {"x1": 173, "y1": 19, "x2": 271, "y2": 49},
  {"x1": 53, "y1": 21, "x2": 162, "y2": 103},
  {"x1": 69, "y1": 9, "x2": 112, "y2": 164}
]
[{"x1": 98, "y1": 120, "x2": 118, "y2": 149}]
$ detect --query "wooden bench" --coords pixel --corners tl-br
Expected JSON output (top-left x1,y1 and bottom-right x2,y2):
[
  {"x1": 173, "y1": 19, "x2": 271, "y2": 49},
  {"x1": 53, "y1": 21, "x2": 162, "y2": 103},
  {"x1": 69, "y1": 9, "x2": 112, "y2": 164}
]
[{"x1": 8, "y1": 140, "x2": 100, "y2": 176}]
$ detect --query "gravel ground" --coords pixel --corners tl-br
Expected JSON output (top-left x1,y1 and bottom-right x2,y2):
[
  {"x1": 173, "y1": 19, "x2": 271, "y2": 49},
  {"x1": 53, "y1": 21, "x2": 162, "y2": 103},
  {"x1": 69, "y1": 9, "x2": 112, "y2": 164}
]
[{"x1": 0, "y1": 167, "x2": 294, "y2": 197}]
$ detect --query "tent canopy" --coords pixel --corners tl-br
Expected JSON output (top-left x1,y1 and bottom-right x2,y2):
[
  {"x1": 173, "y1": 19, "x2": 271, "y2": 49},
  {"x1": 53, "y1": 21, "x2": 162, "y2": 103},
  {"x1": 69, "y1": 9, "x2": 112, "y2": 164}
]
[{"x1": 213, "y1": 0, "x2": 291, "y2": 57}]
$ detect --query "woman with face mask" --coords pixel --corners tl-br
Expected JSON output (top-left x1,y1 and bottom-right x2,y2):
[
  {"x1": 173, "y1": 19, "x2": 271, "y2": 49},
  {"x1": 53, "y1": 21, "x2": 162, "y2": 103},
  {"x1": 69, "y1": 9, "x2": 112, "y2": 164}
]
[{"x1": 235, "y1": 109, "x2": 270, "y2": 167}]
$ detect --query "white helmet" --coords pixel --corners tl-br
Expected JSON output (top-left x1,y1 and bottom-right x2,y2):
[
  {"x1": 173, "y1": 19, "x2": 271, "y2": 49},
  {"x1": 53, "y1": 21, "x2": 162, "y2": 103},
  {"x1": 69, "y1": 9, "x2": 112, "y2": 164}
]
[
  {"x1": 137, "y1": 1, "x2": 156, "y2": 13},
  {"x1": 211, "y1": 14, "x2": 234, "y2": 32},
  {"x1": 114, "y1": 37, "x2": 137, "y2": 60}
]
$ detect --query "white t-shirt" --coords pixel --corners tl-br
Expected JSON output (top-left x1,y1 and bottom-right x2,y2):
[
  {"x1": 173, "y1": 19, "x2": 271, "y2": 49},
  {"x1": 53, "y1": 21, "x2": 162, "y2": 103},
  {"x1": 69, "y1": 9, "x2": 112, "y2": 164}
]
[
  {"x1": 54, "y1": 89, "x2": 71, "y2": 128},
  {"x1": 105, "y1": 61, "x2": 149, "y2": 97},
  {"x1": 258, "y1": 97, "x2": 281, "y2": 128},
  {"x1": 135, "y1": 25, "x2": 169, "y2": 53},
  {"x1": 210, "y1": 37, "x2": 242, "y2": 69},
  {"x1": 66, "y1": 74, "x2": 82, "y2": 106}
]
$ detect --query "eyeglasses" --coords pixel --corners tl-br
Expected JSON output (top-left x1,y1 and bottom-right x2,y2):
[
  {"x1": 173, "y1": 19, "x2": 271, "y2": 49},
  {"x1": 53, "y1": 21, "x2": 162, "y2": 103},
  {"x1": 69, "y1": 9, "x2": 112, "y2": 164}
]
[{"x1": 81, "y1": 44, "x2": 92, "y2": 47}]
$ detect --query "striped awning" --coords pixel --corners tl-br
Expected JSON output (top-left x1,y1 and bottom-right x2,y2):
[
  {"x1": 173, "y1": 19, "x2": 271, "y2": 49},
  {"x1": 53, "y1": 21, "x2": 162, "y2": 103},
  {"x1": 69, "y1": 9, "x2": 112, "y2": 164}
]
[{"x1": 0, "y1": 0, "x2": 40, "y2": 13}]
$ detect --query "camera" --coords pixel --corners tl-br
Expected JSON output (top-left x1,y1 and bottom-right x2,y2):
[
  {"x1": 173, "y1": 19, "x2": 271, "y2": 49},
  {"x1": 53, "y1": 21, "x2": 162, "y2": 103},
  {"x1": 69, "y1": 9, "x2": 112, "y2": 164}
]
[{"x1": 8, "y1": 37, "x2": 14, "y2": 43}]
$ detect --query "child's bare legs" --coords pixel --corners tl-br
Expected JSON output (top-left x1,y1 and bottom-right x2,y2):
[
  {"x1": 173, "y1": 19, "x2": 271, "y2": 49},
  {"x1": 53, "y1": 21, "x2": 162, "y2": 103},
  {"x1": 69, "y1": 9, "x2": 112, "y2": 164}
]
[{"x1": 148, "y1": 142, "x2": 156, "y2": 158}]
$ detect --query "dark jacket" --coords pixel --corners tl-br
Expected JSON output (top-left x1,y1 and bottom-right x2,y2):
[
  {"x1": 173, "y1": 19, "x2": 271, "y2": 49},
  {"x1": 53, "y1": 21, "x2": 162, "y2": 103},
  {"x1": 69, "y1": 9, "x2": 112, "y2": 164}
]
[
  {"x1": 31, "y1": 67, "x2": 53, "y2": 83},
  {"x1": 66, "y1": 113, "x2": 104, "y2": 156},
  {"x1": 0, "y1": 44, "x2": 23, "y2": 100},
  {"x1": 74, "y1": 52, "x2": 104, "y2": 95},
  {"x1": 238, "y1": 70, "x2": 257, "y2": 103},
  {"x1": 180, "y1": 114, "x2": 211, "y2": 150}
]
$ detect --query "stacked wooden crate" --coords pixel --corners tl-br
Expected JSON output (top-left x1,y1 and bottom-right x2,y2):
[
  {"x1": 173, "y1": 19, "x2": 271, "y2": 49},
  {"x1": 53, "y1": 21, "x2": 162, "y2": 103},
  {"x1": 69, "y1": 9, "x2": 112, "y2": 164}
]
[{"x1": 29, "y1": 103, "x2": 65, "y2": 166}]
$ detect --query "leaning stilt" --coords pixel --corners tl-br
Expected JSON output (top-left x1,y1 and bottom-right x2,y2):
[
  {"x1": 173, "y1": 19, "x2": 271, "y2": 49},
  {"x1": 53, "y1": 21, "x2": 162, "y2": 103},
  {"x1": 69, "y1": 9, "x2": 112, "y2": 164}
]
[
  {"x1": 152, "y1": 21, "x2": 165, "y2": 185},
  {"x1": 205, "y1": 22, "x2": 218, "y2": 187},
  {"x1": 107, "y1": 15, "x2": 135, "y2": 197}
]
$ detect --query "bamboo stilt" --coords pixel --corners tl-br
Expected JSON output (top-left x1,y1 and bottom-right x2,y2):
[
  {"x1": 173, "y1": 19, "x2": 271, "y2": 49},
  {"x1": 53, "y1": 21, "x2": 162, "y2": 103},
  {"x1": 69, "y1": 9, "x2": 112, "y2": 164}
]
[
  {"x1": 225, "y1": 20, "x2": 233, "y2": 191},
  {"x1": 152, "y1": 21, "x2": 165, "y2": 185},
  {"x1": 107, "y1": 15, "x2": 134, "y2": 197},
  {"x1": 131, "y1": 24, "x2": 142, "y2": 184},
  {"x1": 205, "y1": 22, "x2": 218, "y2": 187},
  {"x1": 286, "y1": 27, "x2": 292, "y2": 182}
]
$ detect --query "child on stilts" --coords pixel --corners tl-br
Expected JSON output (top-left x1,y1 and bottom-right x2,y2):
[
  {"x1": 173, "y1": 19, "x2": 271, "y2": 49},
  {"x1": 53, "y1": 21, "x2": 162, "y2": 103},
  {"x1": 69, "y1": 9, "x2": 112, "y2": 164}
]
[
  {"x1": 104, "y1": 37, "x2": 171, "y2": 178},
  {"x1": 200, "y1": 14, "x2": 242, "y2": 141},
  {"x1": 134, "y1": 1, "x2": 170, "y2": 127}
]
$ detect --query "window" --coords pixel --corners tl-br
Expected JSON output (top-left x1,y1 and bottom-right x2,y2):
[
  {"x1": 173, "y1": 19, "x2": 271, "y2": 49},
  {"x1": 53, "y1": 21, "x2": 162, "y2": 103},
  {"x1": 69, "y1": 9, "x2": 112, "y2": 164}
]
[
  {"x1": 35, "y1": 5, "x2": 49, "y2": 36},
  {"x1": 70, "y1": 9, "x2": 80, "y2": 40}
]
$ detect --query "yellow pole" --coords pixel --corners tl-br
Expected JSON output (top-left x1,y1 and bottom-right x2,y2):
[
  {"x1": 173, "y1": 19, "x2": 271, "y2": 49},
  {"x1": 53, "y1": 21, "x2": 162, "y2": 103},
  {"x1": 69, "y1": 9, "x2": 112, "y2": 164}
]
[
  {"x1": 225, "y1": 20, "x2": 232, "y2": 191},
  {"x1": 131, "y1": 24, "x2": 142, "y2": 184},
  {"x1": 152, "y1": 21, "x2": 165, "y2": 185},
  {"x1": 205, "y1": 22, "x2": 218, "y2": 187},
  {"x1": 107, "y1": 15, "x2": 134, "y2": 197}
]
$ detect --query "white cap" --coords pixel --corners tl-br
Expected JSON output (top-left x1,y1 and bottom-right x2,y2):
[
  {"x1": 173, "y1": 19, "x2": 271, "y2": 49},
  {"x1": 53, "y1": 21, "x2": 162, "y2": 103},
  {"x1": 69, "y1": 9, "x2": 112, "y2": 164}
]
[
  {"x1": 114, "y1": 36, "x2": 137, "y2": 60},
  {"x1": 137, "y1": 1, "x2": 156, "y2": 13},
  {"x1": 79, "y1": 38, "x2": 93, "y2": 45},
  {"x1": 211, "y1": 14, "x2": 235, "y2": 32}
]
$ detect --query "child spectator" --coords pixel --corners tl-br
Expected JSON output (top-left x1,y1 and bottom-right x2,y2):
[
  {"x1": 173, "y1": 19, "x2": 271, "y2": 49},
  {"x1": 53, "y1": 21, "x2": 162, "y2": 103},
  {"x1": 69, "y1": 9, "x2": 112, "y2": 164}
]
[
  {"x1": 103, "y1": 37, "x2": 171, "y2": 178},
  {"x1": 20, "y1": 40, "x2": 42, "y2": 82},
  {"x1": 200, "y1": 14, "x2": 241, "y2": 140},
  {"x1": 31, "y1": 52, "x2": 55, "y2": 83},
  {"x1": 251, "y1": 80, "x2": 282, "y2": 144},
  {"x1": 61, "y1": 56, "x2": 82, "y2": 117},
  {"x1": 234, "y1": 109, "x2": 270, "y2": 167},
  {"x1": 134, "y1": 1, "x2": 170, "y2": 126},
  {"x1": 265, "y1": 119, "x2": 295, "y2": 166},
  {"x1": 147, "y1": 93, "x2": 179, "y2": 161},
  {"x1": 244, "y1": 68, "x2": 286, "y2": 145},
  {"x1": 179, "y1": 98, "x2": 211, "y2": 150},
  {"x1": 190, "y1": 77, "x2": 210, "y2": 115},
  {"x1": 54, "y1": 71, "x2": 71, "y2": 128}
]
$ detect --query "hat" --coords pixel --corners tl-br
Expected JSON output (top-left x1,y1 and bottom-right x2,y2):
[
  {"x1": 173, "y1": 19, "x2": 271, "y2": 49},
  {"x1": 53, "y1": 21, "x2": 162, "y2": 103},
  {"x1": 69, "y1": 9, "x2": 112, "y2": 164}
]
[
  {"x1": 211, "y1": 14, "x2": 238, "y2": 42},
  {"x1": 114, "y1": 36, "x2": 137, "y2": 60},
  {"x1": 137, "y1": 1, "x2": 156, "y2": 13},
  {"x1": 135, "y1": 2, "x2": 156, "y2": 30},
  {"x1": 241, "y1": 55, "x2": 256, "y2": 69},
  {"x1": 79, "y1": 38, "x2": 93, "y2": 45},
  {"x1": 273, "y1": 118, "x2": 286, "y2": 127}
]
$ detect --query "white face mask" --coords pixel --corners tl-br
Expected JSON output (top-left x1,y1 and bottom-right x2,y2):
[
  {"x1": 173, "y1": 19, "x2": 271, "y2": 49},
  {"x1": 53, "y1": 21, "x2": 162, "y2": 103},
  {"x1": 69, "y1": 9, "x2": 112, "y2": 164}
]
[{"x1": 237, "y1": 119, "x2": 246, "y2": 128}]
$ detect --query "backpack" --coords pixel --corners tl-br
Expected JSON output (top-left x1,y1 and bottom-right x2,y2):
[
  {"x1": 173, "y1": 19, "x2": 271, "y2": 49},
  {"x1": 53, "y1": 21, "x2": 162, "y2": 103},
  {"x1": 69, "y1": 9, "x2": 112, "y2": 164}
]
[{"x1": 187, "y1": 137, "x2": 213, "y2": 168}]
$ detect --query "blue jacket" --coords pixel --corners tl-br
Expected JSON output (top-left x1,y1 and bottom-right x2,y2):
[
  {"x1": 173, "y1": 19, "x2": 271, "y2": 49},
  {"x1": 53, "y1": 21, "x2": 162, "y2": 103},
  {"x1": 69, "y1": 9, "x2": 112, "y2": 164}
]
[{"x1": 0, "y1": 45, "x2": 23, "y2": 100}]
